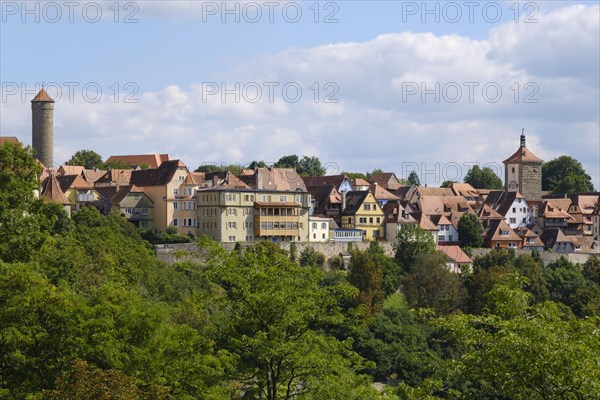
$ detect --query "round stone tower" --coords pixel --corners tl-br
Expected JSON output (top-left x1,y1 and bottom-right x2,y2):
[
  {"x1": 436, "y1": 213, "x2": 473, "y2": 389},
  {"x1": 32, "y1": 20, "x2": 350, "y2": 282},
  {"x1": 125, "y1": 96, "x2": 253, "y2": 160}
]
[{"x1": 31, "y1": 88, "x2": 55, "y2": 167}]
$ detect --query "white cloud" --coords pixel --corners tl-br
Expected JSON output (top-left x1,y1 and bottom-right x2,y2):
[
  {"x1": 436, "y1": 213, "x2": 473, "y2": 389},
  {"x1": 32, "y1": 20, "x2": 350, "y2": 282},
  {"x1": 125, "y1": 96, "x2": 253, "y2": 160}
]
[{"x1": 1, "y1": 3, "x2": 598, "y2": 187}]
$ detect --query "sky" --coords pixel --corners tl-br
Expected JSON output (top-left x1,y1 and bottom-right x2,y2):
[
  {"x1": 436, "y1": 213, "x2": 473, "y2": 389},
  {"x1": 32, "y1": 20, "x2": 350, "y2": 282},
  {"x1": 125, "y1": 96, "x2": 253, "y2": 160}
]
[{"x1": 1, "y1": 0, "x2": 599, "y2": 187}]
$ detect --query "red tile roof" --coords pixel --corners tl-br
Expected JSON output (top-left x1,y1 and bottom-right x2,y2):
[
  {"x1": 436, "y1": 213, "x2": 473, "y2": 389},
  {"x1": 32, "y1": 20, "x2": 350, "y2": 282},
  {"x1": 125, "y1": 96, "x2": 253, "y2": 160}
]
[
  {"x1": 31, "y1": 88, "x2": 55, "y2": 102},
  {"x1": 437, "y1": 245, "x2": 472, "y2": 264},
  {"x1": 503, "y1": 146, "x2": 543, "y2": 164},
  {"x1": 41, "y1": 173, "x2": 70, "y2": 205},
  {"x1": 0, "y1": 136, "x2": 20, "y2": 145},
  {"x1": 105, "y1": 154, "x2": 171, "y2": 169}
]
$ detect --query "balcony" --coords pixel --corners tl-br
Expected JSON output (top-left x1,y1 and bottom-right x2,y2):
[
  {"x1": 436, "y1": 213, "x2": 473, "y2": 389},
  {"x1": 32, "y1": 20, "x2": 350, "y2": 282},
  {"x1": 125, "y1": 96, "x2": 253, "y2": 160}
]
[{"x1": 75, "y1": 194, "x2": 95, "y2": 202}]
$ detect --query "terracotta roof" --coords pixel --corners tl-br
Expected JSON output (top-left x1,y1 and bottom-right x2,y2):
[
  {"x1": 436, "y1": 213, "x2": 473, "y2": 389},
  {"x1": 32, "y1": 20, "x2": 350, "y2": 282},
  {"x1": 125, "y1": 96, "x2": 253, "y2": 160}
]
[
  {"x1": 31, "y1": 88, "x2": 55, "y2": 102},
  {"x1": 437, "y1": 245, "x2": 472, "y2": 264},
  {"x1": 203, "y1": 171, "x2": 250, "y2": 189},
  {"x1": 411, "y1": 212, "x2": 438, "y2": 231},
  {"x1": 484, "y1": 191, "x2": 525, "y2": 216},
  {"x1": 416, "y1": 187, "x2": 455, "y2": 197},
  {"x1": 353, "y1": 178, "x2": 371, "y2": 187},
  {"x1": 391, "y1": 186, "x2": 411, "y2": 200},
  {"x1": 484, "y1": 219, "x2": 521, "y2": 242},
  {"x1": 58, "y1": 165, "x2": 84, "y2": 176},
  {"x1": 341, "y1": 191, "x2": 373, "y2": 215},
  {"x1": 477, "y1": 204, "x2": 504, "y2": 220},
  {"x1": 369, "y1": 172, "x2": 401, "y2": 190},
  {"x1": 41, "y1": 174, "x2": 70, "y2": 205},
  {"x1": 302, "y1": 175, "x2": 349, "y2": 189},
  {"x1": 540, "y1": 228, "x2": 571, "y2": 248},
  {"x1": 429, "y1": 214, "x2": 453, "y2": 227},
  {"x1": 105, "y1": 154, "x2": 171, "y2": 169},
  {"x1": 503, "y1": 146, "x2": 543, "y2": 164},
  {"x1": 515, "y1": 227, "x2": 545, "y2": 248},
  {"x1": 383, "y1": 201, "x2": 418, "y2": 224},
  {"x1": 184, "y1": 172, "x2": 205, "y2": 186},
  {"x1": 370, "y1": 184, "x2": 401, "y2": 201},
  {"x1": 542, "y1": 201, "x2": 574, "y2": 220},
  {"x1": 0, "y1": 136, "x2": 20, "y2": 145},
  {"x1": 130, "y1": 160, "x2": 184, "y2": 187},
  {"x1": 569, "y1": 236, "x2": 599, "y2": 253},
  {"x1": 256, "y1": 168, "x2": 306, "y2": 191}
]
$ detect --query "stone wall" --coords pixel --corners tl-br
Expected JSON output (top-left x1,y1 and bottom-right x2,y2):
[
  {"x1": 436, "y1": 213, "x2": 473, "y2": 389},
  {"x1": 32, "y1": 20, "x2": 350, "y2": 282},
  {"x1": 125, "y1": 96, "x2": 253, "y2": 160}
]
[
  {"x1": 520, "y1": 162, "x2": 542, "y2": 201},
  {"x1": 156, "y1": 242, "x2": 594, "y2": 266}
]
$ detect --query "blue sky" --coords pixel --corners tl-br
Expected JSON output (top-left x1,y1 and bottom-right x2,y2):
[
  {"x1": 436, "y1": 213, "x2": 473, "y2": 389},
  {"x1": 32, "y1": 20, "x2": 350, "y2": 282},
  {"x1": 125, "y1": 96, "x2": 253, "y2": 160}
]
[{"x1": 1, "y1": 1, "x2": 599, "y2": 187}]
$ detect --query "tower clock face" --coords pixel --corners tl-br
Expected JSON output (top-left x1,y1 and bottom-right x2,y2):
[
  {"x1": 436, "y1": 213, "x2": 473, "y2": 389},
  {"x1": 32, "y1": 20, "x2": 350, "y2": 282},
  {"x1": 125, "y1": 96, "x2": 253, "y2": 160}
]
[{"x1": 509, "y1": 180, "x2": 518, "y2": 190}]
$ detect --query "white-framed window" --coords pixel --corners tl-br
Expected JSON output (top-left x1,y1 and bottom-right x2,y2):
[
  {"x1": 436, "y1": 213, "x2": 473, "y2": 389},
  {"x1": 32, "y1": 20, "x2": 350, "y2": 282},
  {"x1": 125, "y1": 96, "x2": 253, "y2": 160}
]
[
  {"x1": 321, "y1": 222, "x2": 327, "y2": 229},
  {"x1": 312, "y1": 222, "x2": 317, "y2": 229},
  {"x1": 125, "y1": 208, "x2": 133, "y2": 214},
  {"x1": 173, "y1": 201, "x2": 178, "y2": 210},
  {"x1": 173, "y1": 188, "x2": 178, "y2": 195},
  {"x1": 280, "y1": 195, "x2": 286, "y2": 202},
  {"x1": 228, "y1": 236, "x2": 236, "y2": 242},
  {"x1": 179, "y1": 175, "x2": 185, "y2": 181},
  {"x1": 228, "y1": 222, "x2": 236, "y2": 229},
  {"x1": 228, "y1": 208, "x2": 237, "y2": 216},
  {"x1": 509, "y1": 218, "x2": 516, "y2": 224}
]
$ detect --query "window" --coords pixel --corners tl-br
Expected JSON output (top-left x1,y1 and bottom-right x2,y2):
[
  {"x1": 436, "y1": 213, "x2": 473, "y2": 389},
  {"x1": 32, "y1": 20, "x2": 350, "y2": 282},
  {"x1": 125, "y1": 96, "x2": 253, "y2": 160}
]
[
  {"x1": 508, "y1": 242, "x2": 517, "y2": 248},
  {"x1": 173, "y1": 202, "x2": 178, "y2": 210},
  {"x1": 173, "y1": 219, "x2": 178, "y2": 226},
  {"x1": 179, "y1": 175, "x2": 185, "y2": 181},
  {"x1": 245, "y1": 222, "x2": 253, "y2": 229},
  {"x1": 369, "y1": 217, "x2": 373, "y2": 224},
  {"x1": 227, "y1": 208, "x2": 237, "y2": 216},
  {"x1": 364, "y1": 204, "x2": 371, "y2": 211},
  {"x1": 280, "y1": 195, "x2": 286, "y2": 202},
  {"x1": 188, "y1": 218, "x2": 193, "y2": 227},
  {"x1": 228, "y1": 236, "x2": 236, "y2": 242},
  {"x1": 313, "y1": 233, "x2": 316, "y2": 239},
  {"x1": 509, "y1": 218, "x2": 516, "y2": 224},
  {"x1": 438, "y1": 236, "x2": 445, "y2": 242},
  {"x1": 228, "y1": 222, "x2": 236, "y2": 229},
  {"x1": 376, "y1": 217, "x2": 380, "y2": 224},
  {"x1": 173, "y1": 188, "x2": 178, "y2": 196},
  {"x1": 449, "y1": 235, "x2": 453, "y2": 241},
  {"x1": 512, "y1": 207, "x2": 516, "y2": 213},
  {"x1": 359, "y1": 217, "x2": 367, "y2": 224},
  {"x1": 125, "y1": 208, "x2": 133, "y2": 214},
  {"x1": 312, "y1": 222, "x2": 317, "y2": 229},
  {"x1": 322, "y1": 233, "x2": 326, "y2": 239},
  {"x1": 321, "y1": 223, "x2": 327, "y2": 229}
]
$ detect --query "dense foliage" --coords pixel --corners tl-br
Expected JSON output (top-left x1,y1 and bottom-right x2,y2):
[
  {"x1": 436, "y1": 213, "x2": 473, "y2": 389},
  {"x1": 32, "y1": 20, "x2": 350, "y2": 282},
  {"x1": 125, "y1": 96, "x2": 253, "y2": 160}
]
[
  {"x1": 1, "y1": 142, "x2": 599, "y2": 399},
  {"x1": 542, "y1": 155, "x2": 595, "y2": 193},
  {"x1": 463, "y1": 165, "x2": 503, "y2": 189}
]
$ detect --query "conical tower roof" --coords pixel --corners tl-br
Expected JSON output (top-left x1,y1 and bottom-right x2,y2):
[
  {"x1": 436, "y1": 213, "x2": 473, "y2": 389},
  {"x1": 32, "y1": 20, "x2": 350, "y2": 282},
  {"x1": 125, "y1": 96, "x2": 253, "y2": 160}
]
[{"x1": 31, "y1": 88, "x2": 55, "y2": 103}]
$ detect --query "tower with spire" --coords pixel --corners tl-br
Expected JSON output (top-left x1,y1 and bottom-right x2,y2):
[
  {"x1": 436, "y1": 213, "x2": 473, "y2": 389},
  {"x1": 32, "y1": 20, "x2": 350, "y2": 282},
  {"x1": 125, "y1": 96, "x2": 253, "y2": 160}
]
[
  {"x1": 31, "y1": 87, "x2": 55, "y2": 167},
  {"x1": 503, "y1": 129, "x2": 543, "y2": 200}
]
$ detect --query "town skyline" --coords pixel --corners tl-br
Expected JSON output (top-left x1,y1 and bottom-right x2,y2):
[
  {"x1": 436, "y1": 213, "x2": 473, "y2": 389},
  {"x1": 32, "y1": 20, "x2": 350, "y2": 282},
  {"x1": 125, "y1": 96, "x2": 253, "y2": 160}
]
[{"x1": 1, "y1": 1, "x2": 598, "y2": 187}]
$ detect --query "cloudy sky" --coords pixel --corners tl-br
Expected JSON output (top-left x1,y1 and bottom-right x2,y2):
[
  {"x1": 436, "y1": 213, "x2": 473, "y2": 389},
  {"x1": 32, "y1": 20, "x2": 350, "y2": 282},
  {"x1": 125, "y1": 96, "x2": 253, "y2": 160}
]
[{"x1": 1, "y1": 1, "x2": 599, "y2": 187}]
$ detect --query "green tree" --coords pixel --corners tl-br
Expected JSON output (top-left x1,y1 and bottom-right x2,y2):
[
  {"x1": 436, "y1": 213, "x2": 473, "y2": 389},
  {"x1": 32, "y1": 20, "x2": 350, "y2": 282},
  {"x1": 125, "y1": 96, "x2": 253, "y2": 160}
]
[
  {"x1": 0, "y1": 141, "x2": 56, "y2": 262},
  {"x1": 402, "y1": 252, "x2": 466, "y2": 314},
  {"x1": 365, "y1": 168, "x2": 384, "y2": 180},
  {"x1": 299, "y1": 246, "x2": 326, "y2": 268},
  {"x1": 328, "y1": 254, "x2": 344, "y2": 270},
  {"x1": 348, "y1": 249, "x2": 385, "y2": 320},
  {"x1": 434, "y1": 289, "x2": 600, "y2": 399},
  {"x1": 297, "y1": 156, "x2": 326, "y2": 176},
  {"x1": 407, "y1": 171, "x2": 421, "y2": 186},
  {"x1": 102, "y1": 160, "x2": 132, "y2": 170},
  {"x1": 65, "y1": 149, "x2": 104, "y2": 169},
  {"x1": 457, "y1": 213, "x2": 484, "y2": 248},
  {"x1": 203, "y1": 239, "x2": 376, "y2": 400},
  {"x1": 248, "y1": 160, "x2": 267, "y2": 169},
  {"x1": 43, "y1": 359, "x2": 172, "y2": 400},
  {"x1": 542, "y1": 155, "x2": 594, "y2": 193},
  {"x1": 463, "y1": 165, "x2": 503, "y2": 189},
  {"x1": 393, "y1": 224, "x2": 436, "y2": 267},
  {"x1": 353, "y1": 294, "x2": 441, "y2": 383},
  {"x1": 274, "y1": 154, "x2": 300, "y2": 170},
  {"x1": 440, "y1": 180, "x2": 456, "y2": 188},
  {"x1": 513, "y1": 254, "x2": 548, "y2": 303}
]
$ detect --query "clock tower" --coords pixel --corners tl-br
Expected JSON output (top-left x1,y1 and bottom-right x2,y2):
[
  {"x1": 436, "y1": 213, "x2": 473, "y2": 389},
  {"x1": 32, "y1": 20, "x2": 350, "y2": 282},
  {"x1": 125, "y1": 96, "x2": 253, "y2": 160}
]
[{"x1": 503, "y1": 130, "x2": 543, "y2": 201}]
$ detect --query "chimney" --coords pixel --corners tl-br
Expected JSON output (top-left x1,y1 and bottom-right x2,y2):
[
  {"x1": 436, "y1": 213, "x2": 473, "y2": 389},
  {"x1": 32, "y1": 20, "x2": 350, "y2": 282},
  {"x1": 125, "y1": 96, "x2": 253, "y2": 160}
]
[{"x1": 520, "y1": 128, "x2": 526, "y2": 147}]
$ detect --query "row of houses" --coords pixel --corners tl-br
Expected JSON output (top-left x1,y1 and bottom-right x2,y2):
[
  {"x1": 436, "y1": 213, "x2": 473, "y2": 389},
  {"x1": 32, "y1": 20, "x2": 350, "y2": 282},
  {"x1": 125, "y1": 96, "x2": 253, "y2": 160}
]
[{"x1": 35, "y1": 153, "x2": 600, "y2": 257}]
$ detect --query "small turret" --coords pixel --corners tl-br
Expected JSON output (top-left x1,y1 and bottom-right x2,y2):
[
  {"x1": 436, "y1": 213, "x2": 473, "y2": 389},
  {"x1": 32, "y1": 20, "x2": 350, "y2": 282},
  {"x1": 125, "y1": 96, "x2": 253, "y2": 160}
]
[{"x1": 31, "y1": 87, "x2": 55, "y2": 167}]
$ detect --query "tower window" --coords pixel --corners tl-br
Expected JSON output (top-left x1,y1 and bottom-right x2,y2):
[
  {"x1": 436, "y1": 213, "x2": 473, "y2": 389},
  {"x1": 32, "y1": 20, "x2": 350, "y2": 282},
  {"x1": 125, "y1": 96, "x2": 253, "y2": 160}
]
[{"x1": 512, "y1": 167, "x2": 515, "y2": 173}]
